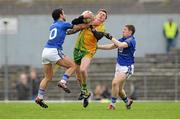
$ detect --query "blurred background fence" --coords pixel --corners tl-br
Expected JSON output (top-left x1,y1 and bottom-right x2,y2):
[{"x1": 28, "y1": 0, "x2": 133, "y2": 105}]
[{"x1": 0, "y1": 0, "x2": 180, "y2": 101}]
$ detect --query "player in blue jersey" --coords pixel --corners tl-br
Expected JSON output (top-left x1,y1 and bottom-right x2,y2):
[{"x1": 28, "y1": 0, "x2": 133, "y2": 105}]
[
  {"x1": 35, "y1": 8, "x2": 93, "y2": 108},
  {"x1": 98, "y1": 25, "x2": 136, "y2": 110}
]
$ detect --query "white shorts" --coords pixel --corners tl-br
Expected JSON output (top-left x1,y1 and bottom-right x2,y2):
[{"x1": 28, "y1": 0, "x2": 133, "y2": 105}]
[
  {"x1": 115, "y1": 63, "x2": 134, "y2": 79},
  {"x1": 42, "y1": 48, "x2": 65, "y2": 64}
]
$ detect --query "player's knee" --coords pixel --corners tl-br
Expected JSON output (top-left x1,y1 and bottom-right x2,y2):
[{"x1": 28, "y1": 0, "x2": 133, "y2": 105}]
[
  {"x1": 119, "y1": 78, "x2": 125, "y2": 83},
  {"x1": 119, "y1": 88, "x2": 124, "y2": 93},
  {"x1": 71, "y1": 64, "x2": 77, "y2": 73},
  {"x1": 44, "y1": 73, "x2": 53, "y2": 81},
  {"x1": 43, "y1": 77, "x2": 52, "y2": 82},
  {"x1": 80, "y1": 67, "x2": 86, "y2": 74},
  {"x1": 69, "y1": 62, "x2": 76, "y2": 69},
  {"x1": 112, "y1": 80, "x2": 118, "y2": 87}
]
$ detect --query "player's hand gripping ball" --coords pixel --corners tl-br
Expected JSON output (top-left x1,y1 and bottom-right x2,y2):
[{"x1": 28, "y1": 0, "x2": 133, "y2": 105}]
[{"x1": 81, "y1": 10, "x2": 94, "y2": 23}]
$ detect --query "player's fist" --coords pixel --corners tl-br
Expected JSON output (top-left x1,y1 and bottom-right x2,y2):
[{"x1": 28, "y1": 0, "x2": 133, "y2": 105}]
[{"x1": 104, "y1": 33, "x2": 113, "y2": 40}]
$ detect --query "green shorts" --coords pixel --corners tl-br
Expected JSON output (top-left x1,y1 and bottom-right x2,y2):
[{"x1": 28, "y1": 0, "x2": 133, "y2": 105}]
[{"x1": 73, "y1": 48, "x2": 94, "y2": 65}]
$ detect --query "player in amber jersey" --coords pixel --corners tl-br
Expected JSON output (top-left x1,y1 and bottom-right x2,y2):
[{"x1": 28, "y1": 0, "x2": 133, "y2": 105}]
[{"x1": 73, "y1": 9, "x2": 107, "y2": 108}]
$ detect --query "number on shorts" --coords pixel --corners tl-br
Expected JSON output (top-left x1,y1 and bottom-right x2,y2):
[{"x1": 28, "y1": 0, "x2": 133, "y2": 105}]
[{"x1": 49, "y1": 28, "x2": 57, "y2": 40}]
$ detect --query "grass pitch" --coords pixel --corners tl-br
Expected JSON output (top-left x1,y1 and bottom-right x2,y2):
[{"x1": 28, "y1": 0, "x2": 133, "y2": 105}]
[{"x1": 0, "y1": 101, "x2": 180, "y2": 119}]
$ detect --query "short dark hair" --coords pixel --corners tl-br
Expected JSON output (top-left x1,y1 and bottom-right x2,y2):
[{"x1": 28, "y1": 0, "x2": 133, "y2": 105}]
[
  {"x1": 52, "y1": 8, "x2": 63, "y2": 21},
  {"x1": 125, "y1": 25, "x2": 135, "y2": 35},
  {"x1": 98, "y1": 8, "x2": 107, "y2": 19}
]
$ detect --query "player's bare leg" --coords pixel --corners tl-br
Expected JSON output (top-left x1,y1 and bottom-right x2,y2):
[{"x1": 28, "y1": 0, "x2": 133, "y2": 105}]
[
  {"x1": 57, "y1": 56, "x2": 76, "y2": 93},
  {"x1": 76, "y1": 65, "x2": 82, "y2": 87},
  {"x1": 118, "y1": 76, "x2": 133, "y2": 110},
  {"x1": 108, "y1": 75, "x2": 121, "y2": 110},
  {"x1": 76, "y1": 65, "x2": 85, "y2": 100},
  {"x1": 108, "y1": 73, "x2": 126, "y2": 110},
  {"x1": 35, "y1": 64, "x2": 53, "y2": 108},
  {"x1": 79, "y1": 57, "x2": 91, "y2": 107}
]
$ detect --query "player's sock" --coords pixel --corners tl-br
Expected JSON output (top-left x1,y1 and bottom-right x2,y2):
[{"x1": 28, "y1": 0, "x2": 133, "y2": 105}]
[
  {"x1": 77, "y1": 78, "x2": 82, "y2": 88},
  {"x1": 58, "y1": 75, "x2": 71, "y2": 93},
  {"x1": 61, "y1": 74, "x2": 69, "y2": 83},
  {"x1": 37, "y1": 89, "x2": 45, "y2": 99},
  {"x1": 111, "y1": 97, "x2": 117, "y2": 106},
  {"x1": 81, "y1": 83, "x2": 87, "y2": 91},
  {"x1": 122, "y1": 97, "x2": 129, "y2": 104}
]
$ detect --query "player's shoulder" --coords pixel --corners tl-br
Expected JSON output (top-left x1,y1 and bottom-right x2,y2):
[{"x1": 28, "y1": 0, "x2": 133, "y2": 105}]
[
  {"x1": 127, "y1": 36, "x2": 135, "y2": 41},
  {"x1": 61, "y1": 21, "x2": 72, "y2": 29},
  {"x1": 96, "y1": 23, "x2": 105, "y2": 32},
  {"x1": 131, "y1": 36, "x2": 136, "y2": 43},
  {"x1": 128, "y1": 36, "x2": 136, "y2": 44},
  {"x1": 52, "y1": 21, "x2": 61, "y2": 28},
  {"x1": 99, "y1": 23, "x2": 105, "y2": 28},
  {"x1": 62, "y1": 21, "x2": 71, "y2": 25},
  {"x1": 124, "y1": 36, "x2": 136, "y2": 46},
  {"x1": 54, "y1": 20, "x2": 67, "y2": 26},
  {"x1": 129, "y1": 36, "x2": 136, "y2": 46}
]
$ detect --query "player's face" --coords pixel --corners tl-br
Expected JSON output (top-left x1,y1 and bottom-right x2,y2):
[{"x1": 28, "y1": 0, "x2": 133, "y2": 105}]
[
  {"x1": 60, "y1": 10, "x2": 66, "y2": 21},
  {"x1": 122, "y1": 26, "x2": 132, "y2": 38},
  {"x1": 95, "y1": 11, "x2": 107, "y2": 23}
]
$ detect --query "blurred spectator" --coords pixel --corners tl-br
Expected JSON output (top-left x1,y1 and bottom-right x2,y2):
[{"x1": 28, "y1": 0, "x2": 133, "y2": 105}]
[
  {"x1": 101, "y1": 85, "x2": 111, "y2": 99},
  {"x1": 16, "y1": 73, "x2": 30, "y2": 100},
  {"x1": 163, "y1": 18, "x2": 179, "y2": 52},
  {"x1": 29, "y1": 67, "x2": 40, "y2": 100},
  {"x1": 93, "y1": 84, "x2": 103, "y2": 100},
  {"x1": 93, "y1": 84, "x2": 111, "y2": 100}
]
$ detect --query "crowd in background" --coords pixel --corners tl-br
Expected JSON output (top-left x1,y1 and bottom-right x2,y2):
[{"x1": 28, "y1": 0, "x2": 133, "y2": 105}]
[{"x1": 15, "y1": 68, "x2": 40, "y2": 100}]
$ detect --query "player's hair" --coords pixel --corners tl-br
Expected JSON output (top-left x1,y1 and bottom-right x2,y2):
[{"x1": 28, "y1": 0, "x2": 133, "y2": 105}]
[
  {"x1": 125, "y1": 25, "x2": 135, "y2": 35},
  {"x1": 52, "y1": 8, "x2": 63, "y2": 21},
  {"x1": 97, "y1": 8, "x2": 107, "y2": 19}
]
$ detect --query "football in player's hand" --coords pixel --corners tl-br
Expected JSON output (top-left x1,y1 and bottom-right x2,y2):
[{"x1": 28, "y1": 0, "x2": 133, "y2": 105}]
[
  {"x1": 83, "y1": 18, "x2": 92, "y2": 24},
  {"x1": 81, "y1": 10, "x2": 94, "y2": 19},
  {"x1": 81, "y1": 10, "x2": 94, "y2": 23}
]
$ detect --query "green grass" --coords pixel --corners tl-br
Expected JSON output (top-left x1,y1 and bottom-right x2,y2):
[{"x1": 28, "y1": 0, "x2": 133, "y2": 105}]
[{"x1": 0, "y1": 102, "x2": 180, "y2": 119}]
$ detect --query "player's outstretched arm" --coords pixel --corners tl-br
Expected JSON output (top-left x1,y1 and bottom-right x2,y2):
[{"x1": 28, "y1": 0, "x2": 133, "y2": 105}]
[
  {"x1": 67, "y1": 10, "x2": 94, "y2": 35},
  {"x1": 67, "y1": 23, "x2": 90, "y2": 35},
  {"x1": 73, "y1": 23, "x2": 90, "y2": 31},
  {"x1": 111, "y1": 38, "x2": 128, "y2": 48},
  {"x1": 97, "y1": 44, "x2": 117, "y2": 50},
  {"x1": 66, "y1": 29, "x2": 80, "y2": 35},
  {"x1": 90, "y1": 25, "x2": 104, "y2": 41},
  {"x1": 71, "y1": 10, "x2": 94, "y2": 25},
  {"x1": 104, "y1": 33, "x2": 128, "y2": 48}
]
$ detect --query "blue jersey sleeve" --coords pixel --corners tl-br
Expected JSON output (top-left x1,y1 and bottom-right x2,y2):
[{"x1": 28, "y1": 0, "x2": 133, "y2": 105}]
[
  {"x1": 62, "y1": 22, "x2": 73, "y2": 30},
  {"x1": 124, "y1": 39, "x2": 132, "y2": 47},
  {"x1": 124, "y1": 38, "x2": 135, "y2": 48}
]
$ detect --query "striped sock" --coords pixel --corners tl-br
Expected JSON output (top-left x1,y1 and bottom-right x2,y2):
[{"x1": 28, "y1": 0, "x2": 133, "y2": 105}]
[
  {"x1": 62, "y1": 74, "x2": 69, "y2": 82},
  {"x1": 38, "y1": 89, "x2": 45, "y2": 99},
  {"x1": 81, "y1": 83, "x2": 87, "y2": 91},
  {"x1": 111, "y1": 97, "x2": 117, "y2": 105},
  {"x1": 122, "y1": 97, "x2": 128, "y2": 104}
]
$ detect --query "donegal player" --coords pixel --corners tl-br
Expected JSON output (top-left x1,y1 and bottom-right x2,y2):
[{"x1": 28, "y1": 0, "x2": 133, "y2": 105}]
[{"x1": 73, "y1": 9, "x2": 108, "y2": 108}]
